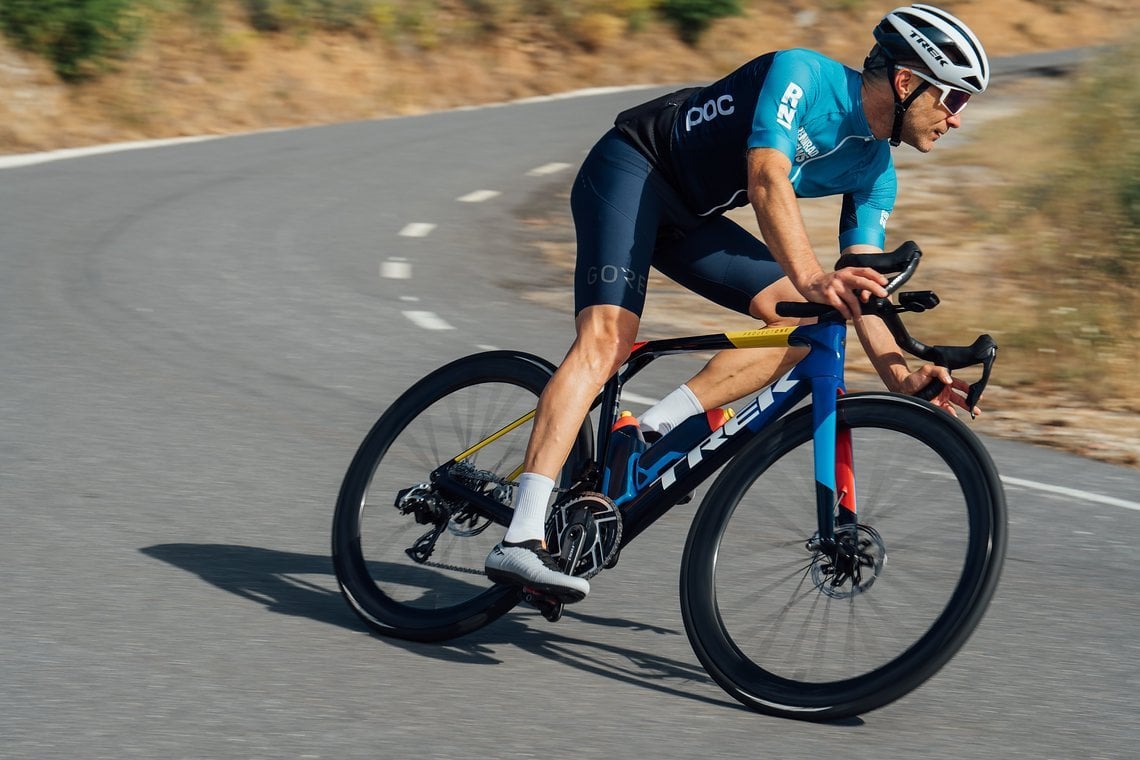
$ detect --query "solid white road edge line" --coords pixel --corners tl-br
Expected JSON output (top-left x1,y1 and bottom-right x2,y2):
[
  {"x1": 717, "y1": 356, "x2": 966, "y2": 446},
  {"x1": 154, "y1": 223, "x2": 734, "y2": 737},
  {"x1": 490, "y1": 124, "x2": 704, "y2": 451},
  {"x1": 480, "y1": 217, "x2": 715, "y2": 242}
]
[{"x1": 1000, "y1": 475, "x2": 1140, "y2": 512}]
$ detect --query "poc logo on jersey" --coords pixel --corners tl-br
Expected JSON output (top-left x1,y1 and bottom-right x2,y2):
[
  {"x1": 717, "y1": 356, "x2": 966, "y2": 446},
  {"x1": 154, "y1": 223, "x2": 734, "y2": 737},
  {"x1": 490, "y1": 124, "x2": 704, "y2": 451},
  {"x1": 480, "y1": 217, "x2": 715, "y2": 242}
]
[
  {"x1": 775, "y1": 82, "x2": 804, "y2": 130},
  {"x1": 685, "y1": 94, "x2": 735, "y2": 132}
]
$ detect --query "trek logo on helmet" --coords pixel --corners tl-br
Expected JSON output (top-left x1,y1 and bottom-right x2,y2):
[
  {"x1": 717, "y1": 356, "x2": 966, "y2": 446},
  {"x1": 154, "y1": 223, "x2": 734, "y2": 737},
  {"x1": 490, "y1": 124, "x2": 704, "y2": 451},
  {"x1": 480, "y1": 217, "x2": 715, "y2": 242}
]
[{"x1": 908, "y1": 29, "x2": 949, "y2": 67}]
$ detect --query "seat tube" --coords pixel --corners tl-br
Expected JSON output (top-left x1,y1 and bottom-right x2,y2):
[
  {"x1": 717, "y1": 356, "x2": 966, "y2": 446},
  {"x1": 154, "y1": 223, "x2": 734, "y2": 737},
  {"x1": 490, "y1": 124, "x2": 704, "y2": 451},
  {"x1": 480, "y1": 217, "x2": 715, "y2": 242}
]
[{"x1": 810, "y1": 376, "x2": 841, "y2": 542}]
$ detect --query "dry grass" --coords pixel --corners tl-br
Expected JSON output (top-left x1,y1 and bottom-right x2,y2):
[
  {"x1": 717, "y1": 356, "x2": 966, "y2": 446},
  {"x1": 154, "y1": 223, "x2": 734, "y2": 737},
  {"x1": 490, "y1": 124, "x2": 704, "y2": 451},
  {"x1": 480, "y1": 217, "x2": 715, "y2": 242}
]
[{"x1": 949, "y1": 41, "x2": 1140, "y2": 405}]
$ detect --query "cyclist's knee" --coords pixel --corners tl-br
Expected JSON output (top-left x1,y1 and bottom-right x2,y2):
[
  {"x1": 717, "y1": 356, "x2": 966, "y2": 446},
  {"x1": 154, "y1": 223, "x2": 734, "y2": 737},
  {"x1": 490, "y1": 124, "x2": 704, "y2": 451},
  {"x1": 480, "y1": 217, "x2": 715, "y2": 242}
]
[
  {"x1": 749, "y1": 278, "x2": 804, "y2": 326},
  {"x1": 568, "y1": 305, "x2": 639, "y2": 380}
]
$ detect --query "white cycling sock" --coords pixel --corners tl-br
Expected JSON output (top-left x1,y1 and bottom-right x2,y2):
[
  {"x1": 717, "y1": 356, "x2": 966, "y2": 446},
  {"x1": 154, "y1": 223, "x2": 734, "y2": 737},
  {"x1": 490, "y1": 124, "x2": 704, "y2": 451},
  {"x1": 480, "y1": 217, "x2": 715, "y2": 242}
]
[
  {"x1": 640, "y1": 383, "x2": 704, "y2": 436},
  {"x1": 503, "y1": 472, "x2": 556, "y2": 544}
]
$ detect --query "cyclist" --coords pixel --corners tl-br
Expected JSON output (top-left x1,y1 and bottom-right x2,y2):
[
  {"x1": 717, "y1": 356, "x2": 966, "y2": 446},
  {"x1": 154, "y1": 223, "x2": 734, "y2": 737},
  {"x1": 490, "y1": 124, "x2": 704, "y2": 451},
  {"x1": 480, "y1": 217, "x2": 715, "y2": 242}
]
[{"x1": 485, "y1": 4, "x2": 990, "y2": 601}]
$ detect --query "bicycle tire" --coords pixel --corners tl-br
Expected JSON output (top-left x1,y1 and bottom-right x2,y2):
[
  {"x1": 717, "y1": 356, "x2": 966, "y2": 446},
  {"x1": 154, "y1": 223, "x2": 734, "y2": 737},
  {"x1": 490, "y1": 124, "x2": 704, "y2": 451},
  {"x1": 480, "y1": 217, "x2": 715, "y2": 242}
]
[
  {"x1": 332, "y1": 350, "x2": 594, "y2": 642},
  {"x1": 680, "y1": 392, "x2": 1006, "y2": 720}
]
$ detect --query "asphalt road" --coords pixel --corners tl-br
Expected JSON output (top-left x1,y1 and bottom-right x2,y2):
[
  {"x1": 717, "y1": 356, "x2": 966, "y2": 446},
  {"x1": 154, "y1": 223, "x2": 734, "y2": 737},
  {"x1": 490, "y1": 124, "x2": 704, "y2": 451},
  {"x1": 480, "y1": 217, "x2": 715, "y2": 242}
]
[{"x1": 2, "y1": 82, "x2": 1138, "y2": 759}]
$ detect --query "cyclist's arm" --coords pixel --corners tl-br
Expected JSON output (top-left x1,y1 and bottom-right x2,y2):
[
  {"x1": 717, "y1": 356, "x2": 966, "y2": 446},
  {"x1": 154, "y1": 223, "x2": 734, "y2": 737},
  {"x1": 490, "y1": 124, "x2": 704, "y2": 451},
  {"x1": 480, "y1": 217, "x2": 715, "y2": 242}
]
[
  {"x1": 847, "y1": 261, "x2": 911, "y2": 390},
  {"x1": 747, "y1": 149, "x2": 887, "y2": 318},
  {"x1": 846, "y1": 245, "x2": 977, "y2": 415}
]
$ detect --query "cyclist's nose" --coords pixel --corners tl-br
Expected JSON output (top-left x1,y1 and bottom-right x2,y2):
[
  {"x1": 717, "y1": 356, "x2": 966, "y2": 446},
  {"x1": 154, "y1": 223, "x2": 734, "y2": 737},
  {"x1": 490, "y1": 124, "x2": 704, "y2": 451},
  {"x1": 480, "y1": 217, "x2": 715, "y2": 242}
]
[{"x1": 947, "y1": 112, "x2": 963, "y2": 129}]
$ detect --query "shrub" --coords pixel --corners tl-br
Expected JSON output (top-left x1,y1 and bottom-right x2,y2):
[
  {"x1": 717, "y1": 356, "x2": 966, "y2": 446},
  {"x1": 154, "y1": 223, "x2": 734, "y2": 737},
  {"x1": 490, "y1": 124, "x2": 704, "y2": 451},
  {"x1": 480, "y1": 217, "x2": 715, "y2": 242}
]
[
  {"x1": 659, "y1": 0, "x2": 742, "y2": 45},
  {"x1": 243, "y1": 0, "x2": 378, "y2": 34},
  {"x1": 0, "y1": 0, "x2": 144, "y2": 81}
]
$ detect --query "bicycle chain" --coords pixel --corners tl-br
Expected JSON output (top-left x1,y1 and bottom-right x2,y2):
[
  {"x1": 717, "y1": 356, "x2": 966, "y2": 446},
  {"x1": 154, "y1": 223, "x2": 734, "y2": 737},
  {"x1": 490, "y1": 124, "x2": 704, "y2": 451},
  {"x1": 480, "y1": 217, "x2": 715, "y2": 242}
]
[
  {"x1": 419, "y1": 559, "x2": 489, "y2": 577},
  {"x1": 452, "y1": 463, "x2": 572, "y2": 494}
]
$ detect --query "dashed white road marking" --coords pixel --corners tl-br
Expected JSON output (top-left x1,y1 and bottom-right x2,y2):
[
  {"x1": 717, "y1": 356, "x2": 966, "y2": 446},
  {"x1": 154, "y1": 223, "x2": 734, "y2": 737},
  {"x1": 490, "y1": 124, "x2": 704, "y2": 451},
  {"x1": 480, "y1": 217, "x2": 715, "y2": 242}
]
[
  {"x1": 528, "y1": 162, "x2": 573, "y2": 177},
  {"x1": 476, "y1": 344, "x2": 498, "y2": 351},
  {"x1": 399, "y1": 222, "x2": 436, "y2": 238},
  {"x1": 1000, "y1": 475, "x2": 1140, "y2": 512},
  {"x1": 458, "y1": 189, "x2": 501, "y2": 203},
  {"x1": 400, "y1": 295, "x2": 420, "y2": 302},
  {"x1": 402, "y1": 311, "x2": 454, "y2": 330},
  {"x1": 380, "y1": 257, "x2": 412, "y2": 279}
]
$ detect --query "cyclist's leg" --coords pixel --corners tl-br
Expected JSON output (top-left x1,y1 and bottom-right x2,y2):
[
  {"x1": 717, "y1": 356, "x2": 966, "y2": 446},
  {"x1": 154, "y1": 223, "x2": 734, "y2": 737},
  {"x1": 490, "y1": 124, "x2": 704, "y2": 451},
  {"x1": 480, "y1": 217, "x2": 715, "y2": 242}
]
[
  {"x1": 649, "y1": 216, "x2": 807, "y2": 412},
  {"x1": 685, "y1": 277, "x2": 809, "y2": 408},
  {"x1": 524, "y1": 306, "x2": 641, "y2": 479},
  {"x1": 485, "y1": 305, "x2": 639, "y2": 600},
  {"x1": 487, "y1": 130, "x2": 666, "y2": 599}
]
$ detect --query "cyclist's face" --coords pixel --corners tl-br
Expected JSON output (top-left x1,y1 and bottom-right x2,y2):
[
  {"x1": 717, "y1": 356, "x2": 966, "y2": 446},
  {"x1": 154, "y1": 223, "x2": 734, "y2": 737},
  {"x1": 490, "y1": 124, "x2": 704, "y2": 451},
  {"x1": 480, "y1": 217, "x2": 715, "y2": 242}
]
[{"x1": 900, "y1": 82, "x2": 964, "y2": 153}]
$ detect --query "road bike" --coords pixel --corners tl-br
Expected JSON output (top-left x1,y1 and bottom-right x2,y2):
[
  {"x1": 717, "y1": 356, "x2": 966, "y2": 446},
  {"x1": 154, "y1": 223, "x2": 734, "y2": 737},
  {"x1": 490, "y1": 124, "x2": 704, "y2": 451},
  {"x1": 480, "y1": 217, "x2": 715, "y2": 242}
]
[{"x1": 331, "y1": 241, "x2": 1006, "y2": 720}]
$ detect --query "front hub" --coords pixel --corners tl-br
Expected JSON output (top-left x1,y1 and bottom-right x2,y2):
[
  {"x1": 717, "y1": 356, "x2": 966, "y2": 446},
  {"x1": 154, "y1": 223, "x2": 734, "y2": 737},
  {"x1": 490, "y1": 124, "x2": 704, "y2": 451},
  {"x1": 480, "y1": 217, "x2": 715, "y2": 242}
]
[{"x1": 807, "y1": 524, "x2": 887, "y2": 599}]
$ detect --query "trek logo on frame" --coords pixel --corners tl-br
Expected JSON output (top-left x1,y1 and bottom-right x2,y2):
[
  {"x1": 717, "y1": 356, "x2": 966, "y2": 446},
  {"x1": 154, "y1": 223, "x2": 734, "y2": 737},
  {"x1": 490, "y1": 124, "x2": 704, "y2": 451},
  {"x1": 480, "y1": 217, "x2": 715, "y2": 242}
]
[{"x1": 659, "y1": 373, "x2": 800, "y2": 490}]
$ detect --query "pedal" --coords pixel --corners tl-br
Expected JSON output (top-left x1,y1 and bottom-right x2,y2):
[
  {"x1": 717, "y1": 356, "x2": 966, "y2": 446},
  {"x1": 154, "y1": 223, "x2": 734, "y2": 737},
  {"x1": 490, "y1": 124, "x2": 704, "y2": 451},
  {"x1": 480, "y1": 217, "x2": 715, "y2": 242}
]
[{"x1": 522, "y1": 588, "x2": 564, "y2": 622}]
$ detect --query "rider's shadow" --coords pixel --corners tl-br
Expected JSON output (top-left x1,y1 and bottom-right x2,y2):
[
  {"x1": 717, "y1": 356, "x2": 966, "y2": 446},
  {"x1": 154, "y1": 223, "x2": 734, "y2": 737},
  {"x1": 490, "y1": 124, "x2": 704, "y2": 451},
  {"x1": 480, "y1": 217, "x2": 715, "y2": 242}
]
[{"x1": 139, "y1": 543, "x2": 747, "y2": 712}]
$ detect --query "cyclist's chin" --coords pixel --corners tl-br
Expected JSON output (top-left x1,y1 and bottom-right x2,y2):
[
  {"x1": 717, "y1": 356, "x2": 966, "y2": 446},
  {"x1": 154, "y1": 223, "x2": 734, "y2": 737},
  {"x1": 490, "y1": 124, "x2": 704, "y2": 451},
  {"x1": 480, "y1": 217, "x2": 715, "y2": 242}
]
[{"x1": 903, "y1": 133, "x2": 938, "y2": 153}]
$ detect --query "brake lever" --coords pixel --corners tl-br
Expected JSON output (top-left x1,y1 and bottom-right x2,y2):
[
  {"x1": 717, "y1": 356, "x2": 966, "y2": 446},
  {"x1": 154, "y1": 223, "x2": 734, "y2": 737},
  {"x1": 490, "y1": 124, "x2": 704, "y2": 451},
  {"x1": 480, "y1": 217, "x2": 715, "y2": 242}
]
[{"x1": 914, "y1": 335, "x2": 998, "y2": 418}]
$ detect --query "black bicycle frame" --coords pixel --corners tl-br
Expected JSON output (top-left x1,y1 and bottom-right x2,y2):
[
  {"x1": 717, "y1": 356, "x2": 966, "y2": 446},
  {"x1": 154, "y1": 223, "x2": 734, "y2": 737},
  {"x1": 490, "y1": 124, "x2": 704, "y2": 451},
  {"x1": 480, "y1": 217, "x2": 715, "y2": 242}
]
[
  {"x1": 431, "y1": 315, "x2": 850, "y2": 549},
  {"x1": 601, "y1": 317, "x2": 848, "y2": 547}
]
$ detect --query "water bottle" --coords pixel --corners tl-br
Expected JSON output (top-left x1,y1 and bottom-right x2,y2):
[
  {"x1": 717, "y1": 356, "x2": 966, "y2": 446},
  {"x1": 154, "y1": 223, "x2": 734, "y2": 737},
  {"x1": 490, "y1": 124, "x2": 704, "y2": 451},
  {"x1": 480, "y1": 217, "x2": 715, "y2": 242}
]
[
  {"x1": 637, "y1": 408, "x2": 735, "y2": 476},
  {"x1": 604, "y1": 411, "x2": 647, "y2": 500}
]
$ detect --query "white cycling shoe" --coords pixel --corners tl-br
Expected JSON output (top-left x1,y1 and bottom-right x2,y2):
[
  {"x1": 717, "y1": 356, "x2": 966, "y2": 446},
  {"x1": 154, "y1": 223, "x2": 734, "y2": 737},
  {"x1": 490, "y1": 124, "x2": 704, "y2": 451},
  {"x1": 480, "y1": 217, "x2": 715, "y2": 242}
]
[{"x1": 485, "y1": 540, "x2": 589, "y2": 603}]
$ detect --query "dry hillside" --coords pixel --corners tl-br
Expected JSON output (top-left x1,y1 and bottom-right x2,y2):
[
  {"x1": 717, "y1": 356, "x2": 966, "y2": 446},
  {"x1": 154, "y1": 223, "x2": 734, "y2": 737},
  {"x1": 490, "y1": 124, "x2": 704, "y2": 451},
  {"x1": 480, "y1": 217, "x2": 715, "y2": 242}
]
[{"x1": 1, "y1": 0, "x2": 1137, "y2": 154}]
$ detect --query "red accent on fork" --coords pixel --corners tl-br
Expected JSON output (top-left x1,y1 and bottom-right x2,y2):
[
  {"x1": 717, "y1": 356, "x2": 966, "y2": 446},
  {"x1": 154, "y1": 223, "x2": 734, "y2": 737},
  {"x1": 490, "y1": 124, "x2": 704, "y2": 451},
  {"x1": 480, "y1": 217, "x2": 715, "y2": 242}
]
[{"x1": 836, "y1": 391, "x2": 857, "y2": 517}]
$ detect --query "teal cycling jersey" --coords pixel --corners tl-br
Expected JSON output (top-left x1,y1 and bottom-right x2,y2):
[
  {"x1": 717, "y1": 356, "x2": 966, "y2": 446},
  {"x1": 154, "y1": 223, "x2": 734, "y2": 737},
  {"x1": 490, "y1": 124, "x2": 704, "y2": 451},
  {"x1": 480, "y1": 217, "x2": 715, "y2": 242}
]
[{"x1": 615, "y1": 48, "x2": 895, "y2": 249}]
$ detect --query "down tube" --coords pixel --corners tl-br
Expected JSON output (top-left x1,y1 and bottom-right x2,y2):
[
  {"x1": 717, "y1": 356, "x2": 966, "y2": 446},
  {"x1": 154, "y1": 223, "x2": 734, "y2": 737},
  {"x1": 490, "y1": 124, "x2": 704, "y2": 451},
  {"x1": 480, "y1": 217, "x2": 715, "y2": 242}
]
[
  {"x1": 618, "y1": 373, "x2": 811, "y2": 547},
  {"x1": 810, "y1": 376, "x2": 841, "y2": 543}
]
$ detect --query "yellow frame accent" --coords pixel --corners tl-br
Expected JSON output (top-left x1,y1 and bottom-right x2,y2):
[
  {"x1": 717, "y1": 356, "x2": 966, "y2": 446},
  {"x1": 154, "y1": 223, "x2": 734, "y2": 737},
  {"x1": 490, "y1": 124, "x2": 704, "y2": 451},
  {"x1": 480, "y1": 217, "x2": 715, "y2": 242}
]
[
  {"x1": 452, "y1": 410, "x2": 535, "y2": 465},
  {"x1": 725, "y1": 326, "x2": 798, "y2": 348}
]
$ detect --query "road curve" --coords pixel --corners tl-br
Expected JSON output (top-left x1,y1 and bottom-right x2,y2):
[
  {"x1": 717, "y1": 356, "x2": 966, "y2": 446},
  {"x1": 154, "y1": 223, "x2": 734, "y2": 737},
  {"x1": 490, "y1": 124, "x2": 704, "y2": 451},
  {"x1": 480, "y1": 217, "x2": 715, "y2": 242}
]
[{"x1": 2, "y1": 80, "x2": 1137, "y2": 759}]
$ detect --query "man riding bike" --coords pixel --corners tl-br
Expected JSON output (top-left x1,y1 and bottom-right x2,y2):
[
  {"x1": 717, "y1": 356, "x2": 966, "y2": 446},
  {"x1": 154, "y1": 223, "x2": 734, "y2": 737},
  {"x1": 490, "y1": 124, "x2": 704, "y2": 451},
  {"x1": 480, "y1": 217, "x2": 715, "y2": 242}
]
[{"x1": 485, "y1": 4, "x2": 991, "y2": 602}]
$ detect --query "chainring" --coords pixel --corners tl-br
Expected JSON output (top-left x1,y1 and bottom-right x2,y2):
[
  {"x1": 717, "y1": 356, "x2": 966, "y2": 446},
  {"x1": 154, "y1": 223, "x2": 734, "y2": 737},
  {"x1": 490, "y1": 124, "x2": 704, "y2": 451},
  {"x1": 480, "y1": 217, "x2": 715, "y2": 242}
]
[{"x1": 545, "y1": 492, "x2": 623, "y2": 580}]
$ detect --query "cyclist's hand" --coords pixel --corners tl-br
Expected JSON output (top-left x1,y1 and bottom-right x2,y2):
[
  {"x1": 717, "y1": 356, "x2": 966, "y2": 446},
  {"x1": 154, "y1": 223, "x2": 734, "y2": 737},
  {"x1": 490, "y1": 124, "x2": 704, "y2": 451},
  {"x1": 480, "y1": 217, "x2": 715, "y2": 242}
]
[
  {"x1": 899, "y1": 364, "x2": 981, "y2": 418},
  {"x1": 801, "y1": 268, "x2": 889, "y2": 320}
]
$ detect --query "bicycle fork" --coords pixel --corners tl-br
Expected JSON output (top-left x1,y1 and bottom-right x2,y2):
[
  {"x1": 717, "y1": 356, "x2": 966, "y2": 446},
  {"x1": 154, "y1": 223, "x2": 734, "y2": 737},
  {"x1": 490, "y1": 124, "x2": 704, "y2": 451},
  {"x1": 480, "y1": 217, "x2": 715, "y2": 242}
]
[{"x1": 803, "y1": 354, "x2": 881, "y2": 597}]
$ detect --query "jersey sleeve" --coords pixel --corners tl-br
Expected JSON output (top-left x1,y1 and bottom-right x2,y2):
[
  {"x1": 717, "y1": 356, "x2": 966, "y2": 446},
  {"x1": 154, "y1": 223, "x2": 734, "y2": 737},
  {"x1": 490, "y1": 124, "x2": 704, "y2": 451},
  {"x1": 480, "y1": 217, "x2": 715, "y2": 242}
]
[
  {"x1": 838, "y1": 148, "x2": 896, "y2": 250},
  {"x1": 747, "y1": 50, "x2": 819, "y2": 161}
]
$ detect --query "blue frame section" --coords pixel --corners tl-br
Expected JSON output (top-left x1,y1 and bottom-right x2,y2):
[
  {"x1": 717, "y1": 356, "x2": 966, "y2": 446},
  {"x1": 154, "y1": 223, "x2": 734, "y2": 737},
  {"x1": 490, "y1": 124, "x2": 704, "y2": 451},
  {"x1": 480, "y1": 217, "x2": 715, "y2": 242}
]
[{"x1": 610, "y1": 317, "x2": 849, "y2": 545}]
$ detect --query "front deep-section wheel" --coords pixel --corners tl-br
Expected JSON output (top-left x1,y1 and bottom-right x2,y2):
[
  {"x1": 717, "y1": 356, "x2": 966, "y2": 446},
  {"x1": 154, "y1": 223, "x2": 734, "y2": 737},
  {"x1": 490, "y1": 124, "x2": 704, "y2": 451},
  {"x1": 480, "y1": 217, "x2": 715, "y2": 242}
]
[
  {"x1": 680, "y1": 393, "x2": 1006, "y2": 720},
  {"x1": 333, "y1": 351, "x2": 593, "y2": 642}
]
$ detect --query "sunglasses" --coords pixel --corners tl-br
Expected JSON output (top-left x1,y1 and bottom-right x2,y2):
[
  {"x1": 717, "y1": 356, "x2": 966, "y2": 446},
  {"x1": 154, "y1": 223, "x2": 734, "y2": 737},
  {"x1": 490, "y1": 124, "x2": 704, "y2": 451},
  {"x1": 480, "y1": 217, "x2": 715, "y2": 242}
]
[{"x1": 907, "y1": 69, "x2": 972, "y2": 115}]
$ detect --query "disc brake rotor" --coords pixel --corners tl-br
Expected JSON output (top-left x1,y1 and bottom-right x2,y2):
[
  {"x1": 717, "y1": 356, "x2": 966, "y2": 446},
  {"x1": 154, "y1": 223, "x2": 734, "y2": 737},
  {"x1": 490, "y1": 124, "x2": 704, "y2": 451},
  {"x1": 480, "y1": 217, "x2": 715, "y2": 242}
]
[{"x1": 808, "y1": 524, "x2": 887, "y2": 599}]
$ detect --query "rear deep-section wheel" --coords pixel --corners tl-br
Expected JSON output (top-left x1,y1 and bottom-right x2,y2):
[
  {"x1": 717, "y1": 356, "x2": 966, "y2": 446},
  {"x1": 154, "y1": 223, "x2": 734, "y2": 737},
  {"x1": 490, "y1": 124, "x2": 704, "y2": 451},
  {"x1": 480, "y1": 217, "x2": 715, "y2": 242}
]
[
  {"x1": 332, "y1": 351, "x2": 593, "y2": 642},
  {"x1": 680, "y1": 393, "x2": 1006, "y2": 720}
]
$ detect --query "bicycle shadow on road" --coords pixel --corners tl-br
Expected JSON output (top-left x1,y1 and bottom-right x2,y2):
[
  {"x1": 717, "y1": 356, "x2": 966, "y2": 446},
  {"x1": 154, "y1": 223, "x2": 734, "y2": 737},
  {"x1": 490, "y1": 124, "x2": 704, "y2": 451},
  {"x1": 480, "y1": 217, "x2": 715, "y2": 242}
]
[
  {"x1": 141, "y1": 542, "x2": 842, "y2": 718},
  {"x1": 140, "y1": 543, "x2": 361, "y2": 631}
]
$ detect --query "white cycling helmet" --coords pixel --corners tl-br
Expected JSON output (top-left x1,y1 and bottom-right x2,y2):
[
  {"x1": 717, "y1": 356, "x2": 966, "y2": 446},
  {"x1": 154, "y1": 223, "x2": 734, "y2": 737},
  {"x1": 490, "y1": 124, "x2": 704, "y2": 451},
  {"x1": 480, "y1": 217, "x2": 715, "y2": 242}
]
[{"x1": 873, "y1": 4, "x2": 990, "y2": 93}]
